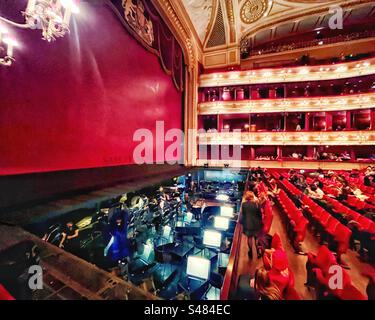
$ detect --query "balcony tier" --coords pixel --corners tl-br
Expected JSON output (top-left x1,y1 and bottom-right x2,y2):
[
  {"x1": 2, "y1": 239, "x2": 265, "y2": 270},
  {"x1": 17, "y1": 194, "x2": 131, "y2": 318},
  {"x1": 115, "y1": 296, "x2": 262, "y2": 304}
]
[
  {"x1": 199, "y1": 58, "x2": 375, "y2": 87},
  {"x1": 195, "y1": 159, "x2": 372, "y2": 170},
  {"x1": 198, "y1": 93, "x2": 375, "y2": 115},
  {"x1": 198, "y1": 130, "x2": 375, "y2": 146}
]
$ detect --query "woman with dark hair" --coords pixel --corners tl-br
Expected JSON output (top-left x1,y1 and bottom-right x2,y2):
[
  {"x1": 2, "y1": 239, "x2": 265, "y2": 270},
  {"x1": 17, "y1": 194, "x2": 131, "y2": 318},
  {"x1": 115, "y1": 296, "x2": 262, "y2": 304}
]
[{"x1": 241, "y1": 191, "x2": 263, "y2": 259}]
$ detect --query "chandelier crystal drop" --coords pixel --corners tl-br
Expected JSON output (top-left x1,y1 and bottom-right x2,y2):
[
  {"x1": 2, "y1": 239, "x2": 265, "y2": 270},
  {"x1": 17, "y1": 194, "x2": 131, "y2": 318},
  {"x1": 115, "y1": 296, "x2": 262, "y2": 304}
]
[
  {"x1": 0, "y1": 0, "x2": 80, "y2": 66},
  {"x1": 23, "y1": 0, "x2": 80, "y2": 42},
  {"x1": 0, "y1": 24, "x2": 16, "y2": 66}
]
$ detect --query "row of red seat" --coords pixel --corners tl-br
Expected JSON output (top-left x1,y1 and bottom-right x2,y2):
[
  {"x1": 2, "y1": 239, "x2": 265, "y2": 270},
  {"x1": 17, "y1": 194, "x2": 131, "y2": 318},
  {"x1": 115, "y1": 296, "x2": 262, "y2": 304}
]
[
  {"x1": 307, "y1": 245, "x2": 367, "y2": 300},
  {"x1": 269, "y1": 170, "x2": 281, "y2": 180},
  {"x1": 345, "y1": 195, "x2": 375, "y2": 210},
  {"x1": 277, "y1": 190, "x2": 308, "y2": 244},
  {"x1": 323, "y1": 195, "x2": 375, "y2": 234},
  {"x1": 359, "y1": 185, "x2": 375, "y2": 195},
  {"x1": 262, "y1": 200, "x2": 273, "y2": 234},
  {"x1": 278, "y1": 178, "x2": 303, "y2": 197},
  {"x1": 322, "y1": 185, "x2": 341, "y2": 198},
  {"x1": 340, "y1": 172, "x2": 375, "y2": 197},
  {"x1": 301, "y1": 195, "x2": 352, "y2": 257}
]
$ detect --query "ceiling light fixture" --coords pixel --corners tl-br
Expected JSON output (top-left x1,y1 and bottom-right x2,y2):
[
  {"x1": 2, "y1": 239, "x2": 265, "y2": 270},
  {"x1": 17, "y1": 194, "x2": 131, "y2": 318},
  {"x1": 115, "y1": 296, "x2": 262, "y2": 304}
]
[
  {"x1": 0, "y1": 0, "x2": 80, "y2": 66},
  {"x1": 0, "y1": 0, "x2": 80, "y2": 42},
  {"x1": 0, "y1": 24, "x2": 16, "y2": 66}
]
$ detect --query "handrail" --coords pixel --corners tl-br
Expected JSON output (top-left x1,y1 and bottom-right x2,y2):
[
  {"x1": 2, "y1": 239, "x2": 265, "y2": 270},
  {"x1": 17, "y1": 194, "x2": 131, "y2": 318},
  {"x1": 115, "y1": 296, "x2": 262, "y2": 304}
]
[
  {"x1": 247, "y1": 30, "x2": 375, "y2": 57},
  {"x1": 220, "y1": 170, "x2": 250, "y2": 300}
]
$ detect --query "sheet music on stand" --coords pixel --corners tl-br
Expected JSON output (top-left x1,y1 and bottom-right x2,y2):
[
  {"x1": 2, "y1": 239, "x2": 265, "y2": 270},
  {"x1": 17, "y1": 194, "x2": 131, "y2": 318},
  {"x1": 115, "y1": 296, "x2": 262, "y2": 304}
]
[{"x1": 204, "y1": 286, "x2": 221, "y2": 300}]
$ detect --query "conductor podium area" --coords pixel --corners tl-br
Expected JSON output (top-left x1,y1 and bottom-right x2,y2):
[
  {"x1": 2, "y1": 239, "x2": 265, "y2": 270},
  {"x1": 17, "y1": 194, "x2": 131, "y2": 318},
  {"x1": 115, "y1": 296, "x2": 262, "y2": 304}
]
[{"x1": 0, "y1": 167, "x2": 374, "y2": 300}]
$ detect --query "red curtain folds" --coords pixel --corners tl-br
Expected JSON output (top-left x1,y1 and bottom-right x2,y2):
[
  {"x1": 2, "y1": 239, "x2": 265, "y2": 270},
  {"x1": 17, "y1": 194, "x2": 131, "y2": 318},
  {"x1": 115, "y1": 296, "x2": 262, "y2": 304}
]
[{"x1": 108, "y1": 0, "x2": 185, "y2": 91}]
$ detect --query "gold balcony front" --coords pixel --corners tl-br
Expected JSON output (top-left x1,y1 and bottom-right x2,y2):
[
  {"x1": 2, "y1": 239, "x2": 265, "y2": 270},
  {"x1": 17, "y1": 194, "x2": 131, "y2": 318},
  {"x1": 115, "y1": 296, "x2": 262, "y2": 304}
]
[
  {"x1": 198, "y1": 130, "x2": 375, "y2": 146},
  {"x1": 195, "y1": 159, "x2": 372, "y2": 170},
  {"x1": 198, "y1": 93, "x2": 375, "y2": 115},
  {"x1": 199, "y1": 58, "x2": 375, "y2": 87}
]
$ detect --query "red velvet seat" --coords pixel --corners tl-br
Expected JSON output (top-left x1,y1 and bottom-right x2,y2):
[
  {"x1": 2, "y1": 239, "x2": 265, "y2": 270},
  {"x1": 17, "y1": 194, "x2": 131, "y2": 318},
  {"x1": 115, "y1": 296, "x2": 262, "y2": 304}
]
[
  {"x1": 334, "y1": 224, "x2": 352, "y2": 254},
  {"x1": 262, "y1": 200, "x2": 273, "y2": 233},
  {"x1": 326, "y1": 218, "x2": 340, "y2": 236},
  {"x1": 336, "y1": 284, "x2": 367, "y2": 300},
  {"x1": 308, "y1": 245, "x2": 337, "y2": 271},
  {"x1": 271, "y1": 232, "x2": 283, "y2": 250},
  {"x1": 0, "y1": 284, "x2": 14, "y2": 300},
  {"x1": 367, "y1": 223, "x2": 375, "y2": 235},
  {"x1": 312, "y1": 266, "x2": 364, "y2": 300}
]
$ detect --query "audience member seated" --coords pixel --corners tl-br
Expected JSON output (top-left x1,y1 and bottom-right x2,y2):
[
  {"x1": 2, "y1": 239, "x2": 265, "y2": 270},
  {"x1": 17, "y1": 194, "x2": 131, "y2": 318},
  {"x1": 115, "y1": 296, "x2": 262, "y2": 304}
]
[
  {"x1": 305, "y1": 184, "x2": 324, "y2": 200},
  {"x1": 268, "y1": 249, "x2": 298, "y2": 299},
  {"x1": 235, "y1": 267, "x2": 282, "y2": 300}
]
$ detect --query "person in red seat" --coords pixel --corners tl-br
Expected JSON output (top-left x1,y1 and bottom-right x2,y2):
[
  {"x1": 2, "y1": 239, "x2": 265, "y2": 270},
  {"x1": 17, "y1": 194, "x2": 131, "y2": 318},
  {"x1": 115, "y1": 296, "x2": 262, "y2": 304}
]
[
  {"x1": 235, "y1": 267, "x2": 282, "y2": 300},
  {"x1": 253, "y1": 267, "x2": 282, "y2": 300},
  {"x1": 268, "y1": 179, "x2": 280, "y2": 199},
  {"x1": 241, "y1": 191, "x2": 263, "y2": 259},
  {"x1": 268, "y1": 249, "x2": 296, "y2": 297}
]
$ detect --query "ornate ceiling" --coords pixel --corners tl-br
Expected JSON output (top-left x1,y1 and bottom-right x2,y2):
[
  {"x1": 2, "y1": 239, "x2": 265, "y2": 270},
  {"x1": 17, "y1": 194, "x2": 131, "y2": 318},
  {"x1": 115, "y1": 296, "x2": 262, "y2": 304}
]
[
  {"x1": 181, "y1": 0, "x2": 213, "y2": 42},
  {"x1": 161, "y1": 0, "x2": 375, "y2": 69}
]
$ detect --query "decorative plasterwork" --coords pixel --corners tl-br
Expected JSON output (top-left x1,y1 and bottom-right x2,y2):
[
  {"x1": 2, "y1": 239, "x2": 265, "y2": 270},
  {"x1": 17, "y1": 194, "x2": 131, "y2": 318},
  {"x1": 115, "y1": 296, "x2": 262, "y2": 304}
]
[
  {"x1": 182, "y1": 0, "x2": 213, "y2": 43},
  {"x1": 241, "y1": 0, "x2": 375, "y2": 42},
  {"x1": 198, "y1": 93, "x2": 375, "y2": 115},
  {"x1": 225, "y1": 0, "x2": 237, "y2": 43},
  {"x1": 199, "y1": 57, "x2": 375, "y2": 87},
  {"x1": 152, "y1": 0, "x2": 198, "y2": 69},
  {"x1": 198, "y1": 130, "x2": 375, "y2": 146},
  {"x1": 240, "y1": 0, "x2": 269, "y2": 24},
  {"x1": 122, "y1": 0, "x2": 154, "y2": 46},
  {"x1": 175, "y1": 0, "x2": 374, "y2": 68}
]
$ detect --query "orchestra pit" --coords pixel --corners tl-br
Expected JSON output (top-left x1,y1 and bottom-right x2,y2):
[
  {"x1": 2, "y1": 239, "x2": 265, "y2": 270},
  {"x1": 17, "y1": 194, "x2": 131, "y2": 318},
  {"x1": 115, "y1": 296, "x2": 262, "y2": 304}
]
[{"x1": 0, "y1": 0, "x2": 374, "y2": 301}]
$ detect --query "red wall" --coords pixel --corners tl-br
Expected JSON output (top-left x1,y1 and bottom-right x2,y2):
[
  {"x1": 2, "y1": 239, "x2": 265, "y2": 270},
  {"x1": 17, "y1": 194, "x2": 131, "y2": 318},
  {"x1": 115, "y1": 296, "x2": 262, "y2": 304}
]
[{"x1": 0, "y1": 3, "x2": 183, "y2": 175}]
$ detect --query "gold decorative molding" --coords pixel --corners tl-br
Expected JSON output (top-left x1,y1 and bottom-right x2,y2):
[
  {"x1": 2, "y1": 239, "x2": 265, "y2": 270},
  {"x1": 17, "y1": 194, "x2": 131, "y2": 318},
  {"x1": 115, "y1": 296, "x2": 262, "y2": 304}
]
[
  {"x1": 198, "y1": 93, "x2": 375, "y2": 115},
  {"x1": 240, "y1": 0, "x2": 269, "y2": 24},
  {"x1": 203, "y1": 45, "x2": 240, "y2": 68},
  {"x1": 198, "y1": 130, "x2": 375, "y2": 146},
  {"x1": 225, "y1": 0, "x2": 236, "y2": 43},
  {"x1": 201, "y1": 0, "x2": 241, "y2": 68},
  {"x1": 122, "y1": 0, "x2": 154, "y2": 46},
  {"x1": 241, "y1": 0, "x2": 375, "y2": 42},
  {"x1": 152, "y1": 0, "x2": 200, "y2": 166},
  {"x1": 241, "y1": 37, "x2": 375, "y2": 70},
  {"x1": 152, "y1": 0, "x2": 198, "y2": 70},
  {"x1": 199, "y1": 57, "x2": 375, "y2": 87},
  {"x1": 195, "y1": 159, "x2": 373, "y2": 170}
]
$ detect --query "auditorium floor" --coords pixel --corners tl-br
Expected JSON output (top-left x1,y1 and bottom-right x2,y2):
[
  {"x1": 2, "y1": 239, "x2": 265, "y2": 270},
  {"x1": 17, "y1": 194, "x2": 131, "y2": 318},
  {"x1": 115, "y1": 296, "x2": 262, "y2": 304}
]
[{"x1": 236, "y1": 205, "x2": 375, "y2": 299}]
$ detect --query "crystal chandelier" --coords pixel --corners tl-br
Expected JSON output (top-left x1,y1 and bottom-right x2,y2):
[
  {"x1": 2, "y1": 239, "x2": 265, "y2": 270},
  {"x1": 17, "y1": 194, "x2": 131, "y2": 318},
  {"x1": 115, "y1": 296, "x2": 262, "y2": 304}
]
[
  {"x1": 0, "y1": 0, "x2": 80, "y2": 66},
  {"x1": 0, "y1": 25, "x2": 16, "y2": 66}
]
